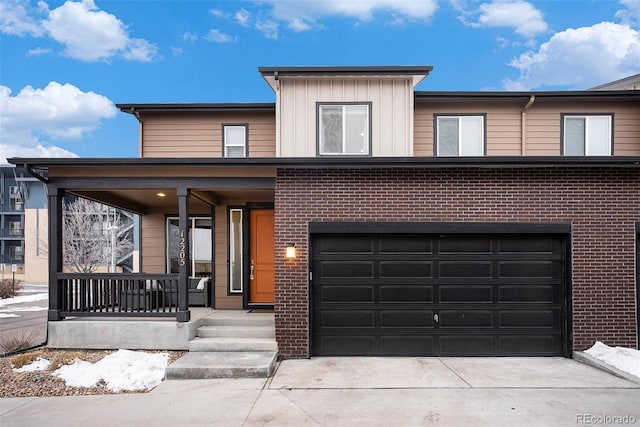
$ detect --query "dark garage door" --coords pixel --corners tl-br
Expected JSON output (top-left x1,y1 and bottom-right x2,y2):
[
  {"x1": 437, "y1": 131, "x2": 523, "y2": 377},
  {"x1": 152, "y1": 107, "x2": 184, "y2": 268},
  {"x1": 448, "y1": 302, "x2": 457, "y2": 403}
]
[{"x1": 311, "y1": 233, "x2": 567, "y2": 356}]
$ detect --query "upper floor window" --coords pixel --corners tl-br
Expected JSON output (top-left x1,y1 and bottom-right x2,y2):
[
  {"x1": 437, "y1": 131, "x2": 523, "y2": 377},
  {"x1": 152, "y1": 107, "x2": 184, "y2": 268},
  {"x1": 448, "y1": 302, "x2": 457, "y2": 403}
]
[
  {"x1": 223, "y1": 124, "x2": 247, "y2": 157},
  {"x1": 562, "y1": 114, "x2": 612, "y2": 156},
  {"x1": 436, "y1": 115, "x2": 485, "y2": 156},
  {"x1": 318, "y1": 103, "x2": 371, "y2": 156}
]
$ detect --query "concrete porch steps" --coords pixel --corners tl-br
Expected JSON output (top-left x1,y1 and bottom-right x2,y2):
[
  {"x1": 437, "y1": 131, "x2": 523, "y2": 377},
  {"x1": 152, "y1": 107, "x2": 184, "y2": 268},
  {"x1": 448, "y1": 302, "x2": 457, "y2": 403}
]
[
  {"x1": 188, "y1": 337, "x2": 278, "y2": 352},
  {"x1": 166, "y1": 310, "x2": 278, "y2": 379},
  {"x1": 165, "y1": 351, "x2": 277, "y2": 379}
]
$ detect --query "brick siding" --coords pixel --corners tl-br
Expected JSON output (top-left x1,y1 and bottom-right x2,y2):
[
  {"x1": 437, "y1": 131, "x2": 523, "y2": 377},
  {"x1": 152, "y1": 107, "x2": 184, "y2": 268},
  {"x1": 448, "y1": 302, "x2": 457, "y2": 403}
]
[{"x1": 274, "y1": 167, "x2": 640, "y2": 359}]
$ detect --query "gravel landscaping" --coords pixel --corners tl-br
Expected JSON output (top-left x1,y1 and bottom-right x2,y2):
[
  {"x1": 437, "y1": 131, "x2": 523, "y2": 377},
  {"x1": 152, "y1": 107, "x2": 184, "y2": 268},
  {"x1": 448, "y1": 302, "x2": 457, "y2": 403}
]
[{"x1": 0, "y1": 348, "x2": 185, "y2": 397}]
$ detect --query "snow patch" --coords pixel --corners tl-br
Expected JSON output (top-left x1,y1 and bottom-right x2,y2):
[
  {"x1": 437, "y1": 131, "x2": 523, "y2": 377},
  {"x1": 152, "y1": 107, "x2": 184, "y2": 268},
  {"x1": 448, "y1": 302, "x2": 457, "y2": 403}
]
[
  {"x1": 14, "y1": 357, "x2": 51, "y2": 372},
  {"x1": 0, "y1": 293, "x2": 48, "y2": 306},
  {"x1": 585, "y1": 341, "x2": 640, "y2": 379},
  {"x1": 54, "y1": 349, "x2": 169, "y2": 392}
]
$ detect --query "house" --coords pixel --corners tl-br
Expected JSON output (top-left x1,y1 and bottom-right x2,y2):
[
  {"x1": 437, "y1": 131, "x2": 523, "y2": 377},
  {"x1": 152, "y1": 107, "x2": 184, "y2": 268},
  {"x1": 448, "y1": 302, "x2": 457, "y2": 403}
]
[{"x1": 9, "y1": 65, "x2": 640, "y2": 360}]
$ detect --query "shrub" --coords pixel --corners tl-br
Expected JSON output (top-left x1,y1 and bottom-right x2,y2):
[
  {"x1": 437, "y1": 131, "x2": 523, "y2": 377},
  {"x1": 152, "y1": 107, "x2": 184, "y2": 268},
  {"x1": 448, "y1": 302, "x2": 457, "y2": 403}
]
[
  {"x1": 49, "y1": 351, "x2": 84, "y2": 370},
  {"x1": 10, "y1": 350, "x2": 44, "y2": 369},
  {"x1": 0, "y1": 329, "x2": 36, "y2": 355},
  {"x1": 0, "y1": 279, "x2": 23, "y2": 299}
]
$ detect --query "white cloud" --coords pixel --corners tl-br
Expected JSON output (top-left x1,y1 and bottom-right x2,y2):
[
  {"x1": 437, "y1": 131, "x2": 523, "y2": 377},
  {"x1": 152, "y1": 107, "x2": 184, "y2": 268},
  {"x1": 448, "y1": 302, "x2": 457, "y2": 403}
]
[
  {"x1": 204, "y1": 28, "x2": 233, "y2": 43},
  {"x1": 467, "y1": 0, "x2": 548, "y2": 37},
  {"x1": 40, "y1": 0, "x2": 156, "y2": 62},
  {"x1": 262, "y1": 0, "x2": 438, "y2": 31},
  {"x1": 256, "y1": 19, "x2": 279, "y2": 39},
  {"x1": 235, "y1": 8, "x2": 251, "y2": 27},
  {"x1": 182, "y1": 31, "x2": 198, "y2": 42},
  {"x1": 288, "y1": 17, "x2": 312, "y2": 32},
  {"x1": 26, "y1": 46, "x2": 51, "y2": 56},
  {"x1": 209, "y1": 8, "x2": 227, "y2": 18},
  {"x1": 0, "y1": 81, "x2": 116, "y2": 162},
  {"x1": 2, "y1": 0, "x2": 156, "y2": 62},
  {"x1": 0, "y1": 0, "x2": 43, "y2": 36},
  {"x1": 616, "y1": 0, "x2": 640, "y2": 26},
  {"x1": 504, "y1": 22, "x2": 640, "y2": 90}
]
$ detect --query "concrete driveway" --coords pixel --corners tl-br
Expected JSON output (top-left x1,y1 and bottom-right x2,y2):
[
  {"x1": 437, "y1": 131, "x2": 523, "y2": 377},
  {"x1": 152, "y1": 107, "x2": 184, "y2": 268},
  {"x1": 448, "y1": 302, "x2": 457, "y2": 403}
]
[{"x1": 2, "y1": 357, "x2": 639, "y2": 426}]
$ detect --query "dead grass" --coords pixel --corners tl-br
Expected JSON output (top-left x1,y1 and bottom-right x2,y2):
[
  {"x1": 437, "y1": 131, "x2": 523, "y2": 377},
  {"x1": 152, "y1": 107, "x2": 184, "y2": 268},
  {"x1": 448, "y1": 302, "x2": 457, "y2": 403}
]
[
  {"x1": 9, "y1": 350, "x2": 45, "y2": 369},
  {"x1": 0, "y1": 278, "x2": 23, "y2": 299},
  {"x1": 0, "y1": 329, "x2": 37, "y2": 355}
]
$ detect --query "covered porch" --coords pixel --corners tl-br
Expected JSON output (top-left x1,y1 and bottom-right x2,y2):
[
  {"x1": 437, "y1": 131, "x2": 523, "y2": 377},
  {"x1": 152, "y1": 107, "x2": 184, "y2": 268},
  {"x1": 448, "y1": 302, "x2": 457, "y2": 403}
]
[{"x1": 21, "y1": 159, "x2": 276, "y2": 324}]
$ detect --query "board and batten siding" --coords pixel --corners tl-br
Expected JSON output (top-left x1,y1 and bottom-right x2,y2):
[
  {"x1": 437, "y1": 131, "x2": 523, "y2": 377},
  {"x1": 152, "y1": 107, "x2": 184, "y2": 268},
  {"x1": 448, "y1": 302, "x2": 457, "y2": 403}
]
[
  {"x1": 140, "y1": 111, "x2": 275, "y2": 158},
  {"x1": 277, "y1": 78, "x2": 414, "y2": 157},
  {"x1": 414, "y1": 98, "x2": 640, "y2": 156}
]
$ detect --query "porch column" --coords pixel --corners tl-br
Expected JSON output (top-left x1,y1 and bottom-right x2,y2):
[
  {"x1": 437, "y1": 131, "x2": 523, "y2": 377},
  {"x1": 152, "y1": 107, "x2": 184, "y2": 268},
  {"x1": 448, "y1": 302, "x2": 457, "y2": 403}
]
[
  {"x1": 177, "y1": 187, "x2": 191, "y2": 322},
  {"x1": 48, "y1": 186, "x2": 64, "y2": 321}
]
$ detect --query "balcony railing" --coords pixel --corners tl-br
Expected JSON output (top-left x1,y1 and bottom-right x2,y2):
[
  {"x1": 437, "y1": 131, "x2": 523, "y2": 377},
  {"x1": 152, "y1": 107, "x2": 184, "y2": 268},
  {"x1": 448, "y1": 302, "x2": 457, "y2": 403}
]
[{"x1": 56, "y1": 273, "x2": 181, "y2": 318}]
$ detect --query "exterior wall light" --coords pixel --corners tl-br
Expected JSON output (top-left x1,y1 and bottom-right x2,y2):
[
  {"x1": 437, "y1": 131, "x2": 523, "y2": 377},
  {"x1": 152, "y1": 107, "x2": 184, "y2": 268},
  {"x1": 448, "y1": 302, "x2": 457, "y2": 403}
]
[
  {"x1": 285, "y1": 244, "x2": 296, "y2": 259},
  {"x1": 156, "y1": 192, "x2": 167, "y2": 198}
]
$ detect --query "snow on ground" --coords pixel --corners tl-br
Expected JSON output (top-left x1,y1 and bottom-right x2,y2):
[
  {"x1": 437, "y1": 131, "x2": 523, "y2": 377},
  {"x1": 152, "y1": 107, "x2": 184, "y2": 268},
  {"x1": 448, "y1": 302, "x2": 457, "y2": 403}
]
[
  {"x1": 54, "y1": 349, "x2": 169, "y2": 392},
  {"x1": 0, "y1": 289, "x2": 48, "y2": 318},
  {"x1": 585, "y1": 341, "x2": 640, "y2": 378},
  {"x1": 14, "y1": 357, "x2": 51, "y2": 372},
  {"x1": 0, "y1": 293, "x2": 48, "y2": 306}
]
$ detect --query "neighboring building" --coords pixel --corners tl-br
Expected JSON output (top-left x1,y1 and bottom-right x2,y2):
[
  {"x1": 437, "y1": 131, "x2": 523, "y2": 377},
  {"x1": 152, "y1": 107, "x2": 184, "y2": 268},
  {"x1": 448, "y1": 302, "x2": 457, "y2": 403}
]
[
  {"x1": 591, "y1": 73, "x2": 640, "y2": 90},
  {"x1": 9, "y1": 66, "x2": 640, "y2": 359},
  {"x1": 0, "y1": 166, "x2": 48, "y2": 283}
]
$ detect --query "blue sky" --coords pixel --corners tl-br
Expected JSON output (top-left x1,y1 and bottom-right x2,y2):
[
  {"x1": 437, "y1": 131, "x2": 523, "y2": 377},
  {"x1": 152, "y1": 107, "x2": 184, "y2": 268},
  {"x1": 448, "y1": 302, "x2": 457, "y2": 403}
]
[{"x1": 1, "y1": 0, "x2": 639, "y2": 162}]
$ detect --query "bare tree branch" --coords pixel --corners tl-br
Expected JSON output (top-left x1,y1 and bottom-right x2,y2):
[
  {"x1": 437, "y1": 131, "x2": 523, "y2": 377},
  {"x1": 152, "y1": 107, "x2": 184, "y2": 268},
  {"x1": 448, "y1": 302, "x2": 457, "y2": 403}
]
[{"x1": 63, "y1": 198, "x2": 133, "y2": 273}]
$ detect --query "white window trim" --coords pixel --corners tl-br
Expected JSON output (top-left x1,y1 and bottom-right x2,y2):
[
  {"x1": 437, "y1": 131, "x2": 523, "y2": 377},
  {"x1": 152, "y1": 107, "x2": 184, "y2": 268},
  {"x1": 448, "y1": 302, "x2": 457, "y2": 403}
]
[
  {"x1": 436, "y1": 115, "x2": 485, "y2": 157},
  {"x1": 228, "y1": 209, "x2": 243, "y2": 294},
  {"x1": 318, "y1": 103, "x2": 371, "y2": 156},
  {"x1": 223, "y1": 125, "x2": 247, "y2": 157},
  {"x1": 563, "y1": 115, "x2": 612, "y2": 156}
]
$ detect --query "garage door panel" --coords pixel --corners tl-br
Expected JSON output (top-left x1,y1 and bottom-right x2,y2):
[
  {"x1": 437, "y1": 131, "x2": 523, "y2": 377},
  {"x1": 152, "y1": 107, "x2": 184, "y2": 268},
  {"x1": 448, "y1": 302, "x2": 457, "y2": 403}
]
[
  {"x1": 498, "y1": 335, "x2": 559, "y2": 355},
  {"x1": 439, "y1": 310, "x2": 493, "y2": 328},
  {"x1": 317, "y1": 235, "x2": 374, "y2": 254},
  {"x1": 439, "y1": 285, "x2": 493, "y2": 303},
  {"x1": 319, "y1": 310, "x2": 375, "y2": 328},
  {"x1": 380, "y1": 261, "x2": 432, "y2": 278},
  {"x1": 380, "y1": 336, "x2": 434, "y2": 355},
  {"x1": 438, "y1": 236, "x2": 493, "y2": 253},
  {"x1": 320, "y1": 261, "x2": 374, "y2": 278},
  {"x1": 380, "y1": 310, "x2": 434, "y2": 328},
  {"x1": 499, "y1": 237, "x2": 557, "y2": 253},
  {"x1": 320, "y1": 286, "x2": 374, "y2": 303},
  {"x1": 499, "y1": 261, "x2": 555, "y2": 278},
  {"x1": 379, "y1": 235, "x2": 432, "y2": 254},
  {"x1": 439, "y1": 335, "x2": 495, "y2": 355},
  {"x1": 315, "y1": 336, "x2": 375, "y2": 355},
  {"x1": 439, "y1": 261, "x2": 493, "y2": 278},
  {"x1": 380, "y1": 285, "x2": 433, "y2": 303},
  {"x1": 499, "y1": 310, "x2": 561, "y2": 328},
  {"x1": 499, "y1": 285, "x2": 557, "y2": 303}
]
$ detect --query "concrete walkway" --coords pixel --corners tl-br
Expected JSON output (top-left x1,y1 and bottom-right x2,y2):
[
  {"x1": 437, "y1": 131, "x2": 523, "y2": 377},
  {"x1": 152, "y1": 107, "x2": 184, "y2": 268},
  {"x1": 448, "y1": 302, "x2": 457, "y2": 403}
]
[{"x1": 2, "y1": 357, "x2": 639, "y2": 426}]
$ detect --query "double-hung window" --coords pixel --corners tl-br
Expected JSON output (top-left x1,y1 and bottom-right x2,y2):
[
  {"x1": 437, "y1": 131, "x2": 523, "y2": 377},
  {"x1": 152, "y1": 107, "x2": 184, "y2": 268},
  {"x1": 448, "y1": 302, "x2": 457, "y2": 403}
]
[
  {"x1": 436, "y1": 115, "x2": 485, "y2": 156},
  {"x1": 562, "y1": 114, "x2": 612, "y2": 155},
  {"x1": 223, "y1": 124, "x2": 247, "y2": 157},
  {"x1": 318, "y1": 103, "x2": 371, "y2": 155}
]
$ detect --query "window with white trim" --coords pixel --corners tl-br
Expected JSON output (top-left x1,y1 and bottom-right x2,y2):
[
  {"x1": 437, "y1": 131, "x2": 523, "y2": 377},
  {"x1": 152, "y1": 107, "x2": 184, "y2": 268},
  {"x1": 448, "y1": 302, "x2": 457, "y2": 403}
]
[
  {"x1": 436, "y1": 115, "x2": 485, "y2": 156},
  {"x1": 318, "y1": 103, "x2": 370, "y2": 155},
  {"x1": 563, "y1": 115, "x2": 612, "y2": 156},
  {"x1": 223, "y1": 125, "x2": 247, "y2": 158},
  {"x1": 228, "y1": 209, "x2": 243, "y2": 293}
]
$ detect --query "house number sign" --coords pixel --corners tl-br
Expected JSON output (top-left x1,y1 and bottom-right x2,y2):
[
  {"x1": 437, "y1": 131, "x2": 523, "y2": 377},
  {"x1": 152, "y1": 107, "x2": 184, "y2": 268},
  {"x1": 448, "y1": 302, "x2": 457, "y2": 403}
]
[{"x1": 179, "y1": 230, "x2": 186, "y2": 267}]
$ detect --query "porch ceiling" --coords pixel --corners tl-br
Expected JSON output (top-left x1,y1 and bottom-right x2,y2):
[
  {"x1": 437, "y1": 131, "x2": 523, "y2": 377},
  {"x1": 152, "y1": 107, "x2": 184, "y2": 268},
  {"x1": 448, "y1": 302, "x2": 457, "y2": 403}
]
[{"x1": 70, "y1": 188, "x2": 275, "y2": 214}]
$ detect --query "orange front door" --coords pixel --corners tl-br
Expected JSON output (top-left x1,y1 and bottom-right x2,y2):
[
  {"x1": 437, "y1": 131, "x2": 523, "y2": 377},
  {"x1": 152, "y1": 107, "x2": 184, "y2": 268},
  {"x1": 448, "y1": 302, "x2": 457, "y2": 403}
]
[{"x1": 249, "y1": 209, "x2": 275, "y2": 304}]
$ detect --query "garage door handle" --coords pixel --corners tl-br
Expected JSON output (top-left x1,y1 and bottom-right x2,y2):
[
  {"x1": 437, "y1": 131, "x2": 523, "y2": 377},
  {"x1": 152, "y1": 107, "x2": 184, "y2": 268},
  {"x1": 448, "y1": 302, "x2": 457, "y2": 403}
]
[{"x1": 434, "y1": 314, "x2": 439, "y2": 323}]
